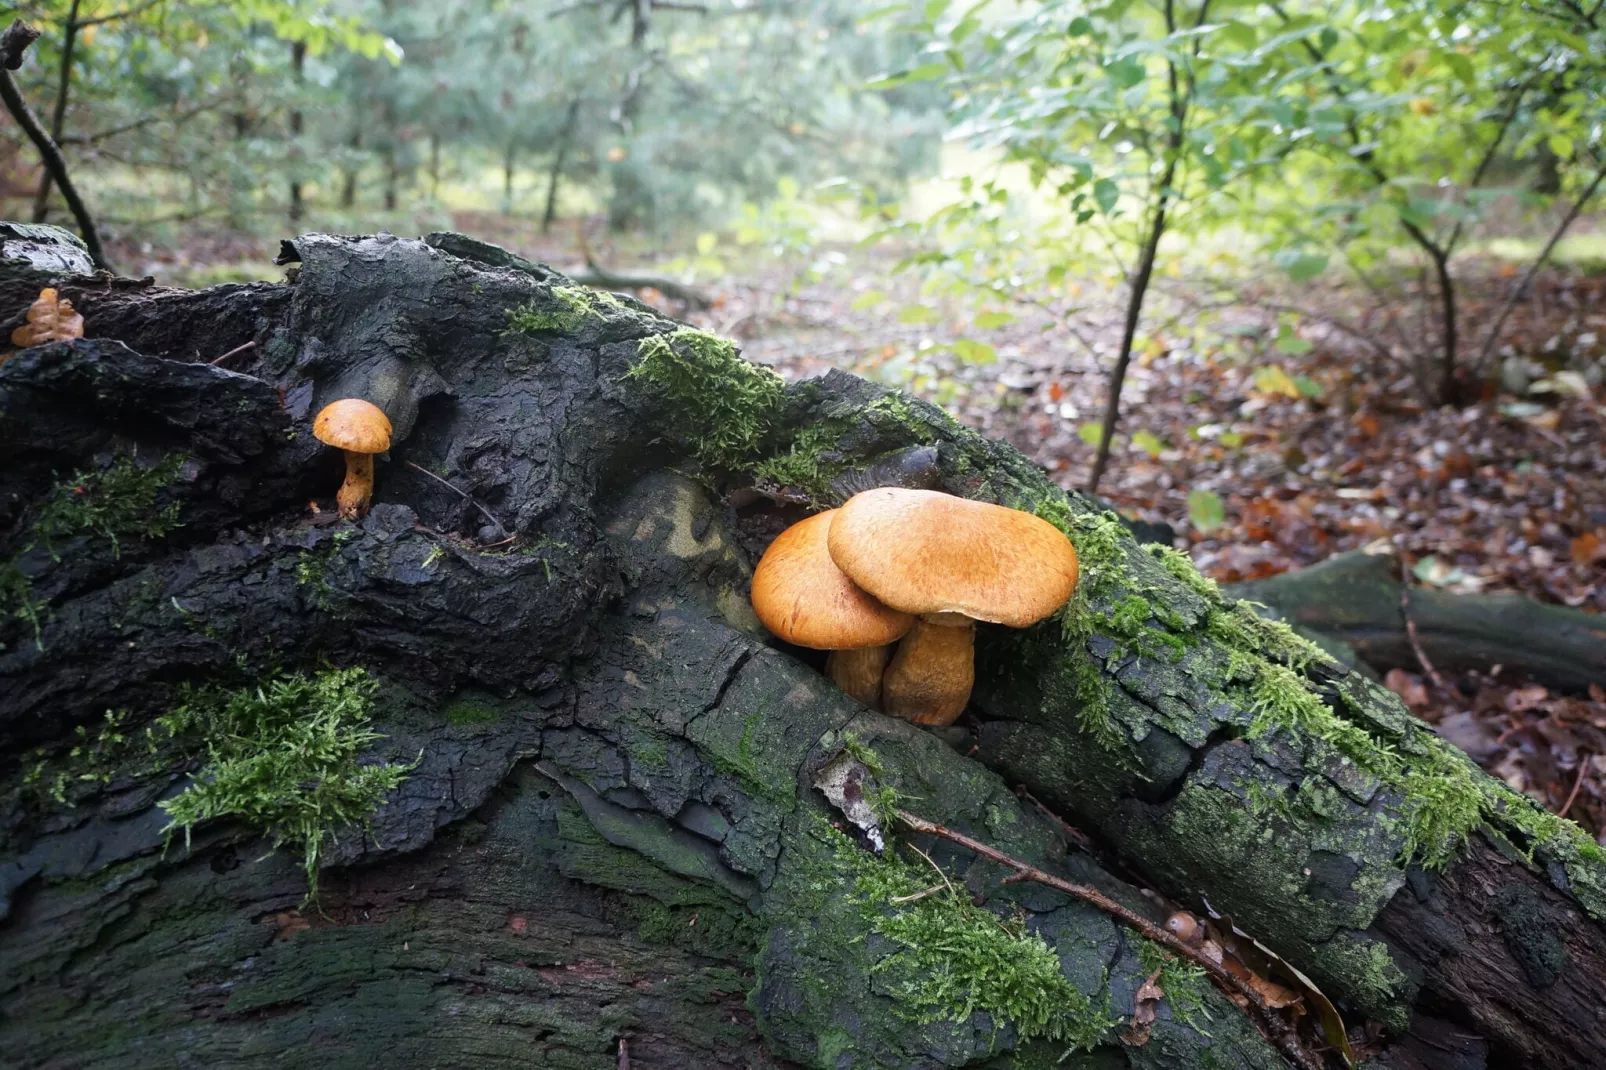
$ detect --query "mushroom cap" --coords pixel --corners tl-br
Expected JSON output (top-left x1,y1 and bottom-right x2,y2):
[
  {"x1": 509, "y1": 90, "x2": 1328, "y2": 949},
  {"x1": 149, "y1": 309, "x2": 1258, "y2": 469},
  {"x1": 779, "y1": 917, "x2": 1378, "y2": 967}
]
[
  {"x1": 827, "y1": 487, "x2": 1079, "y2": 627},
  {"x1": 751, "y1": 510, "x2": 914, "y2": 650},
  {"x1": 313, "y1": 399, "x2": 393, "y2": 454}
]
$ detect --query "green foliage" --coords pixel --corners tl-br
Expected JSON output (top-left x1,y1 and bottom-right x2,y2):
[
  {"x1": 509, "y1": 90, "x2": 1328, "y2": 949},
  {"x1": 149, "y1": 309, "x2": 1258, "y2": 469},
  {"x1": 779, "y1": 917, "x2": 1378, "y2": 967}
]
[
  {"x1": 1137, "y1": 940, "x2": 1214, "y2": 1036},
  {"x1": 158, "y1": 667, "x2": 413, "y2": 898},
  {"x1": 2, "y1": 453, "x2": 184, "y2": 648},
  {"x1": 624, "y1": 328, "x2": 785, "y2": 470},
  {"x1": 32, "y1": 453, "x2": 184, "y2": 558},
  {"x1": 852, "y1": 838, "x2": 1115, "y2": 1050}
]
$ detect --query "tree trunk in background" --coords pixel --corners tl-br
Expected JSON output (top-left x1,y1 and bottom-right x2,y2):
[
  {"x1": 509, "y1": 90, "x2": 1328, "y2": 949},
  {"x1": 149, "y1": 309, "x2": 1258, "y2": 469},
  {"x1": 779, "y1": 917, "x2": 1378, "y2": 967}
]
[
  {"x1": 428, "y1": 133, "x2": 440, "y2": 198},
  {"x1": 543, "y1": 99, "x2": 580, "y2": 234},
  {"x1": 4, "y1": 230, "x2": 1606, "y2": 1070},
  {"x1": 502, "y1": 142, "x2": 516, "y2": 213},
  {"x1": 341, "y1": 128, "x2": 361, "y2": 209},
  {"x1": 287, "y1": 40, "x2": 307, "y2": 228},
  {"x1": 30, "y1": 0, "x2": 81, "y2": 223}
]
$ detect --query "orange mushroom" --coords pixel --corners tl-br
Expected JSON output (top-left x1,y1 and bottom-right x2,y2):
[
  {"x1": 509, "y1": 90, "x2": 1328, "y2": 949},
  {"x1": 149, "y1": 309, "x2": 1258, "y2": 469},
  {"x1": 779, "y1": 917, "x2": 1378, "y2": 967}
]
[
  {"x1": 750, "y1": 510, "x2": 913, "y2": 709},
  {"x1": 313, "y1": 399, "x2": 392, "y2": 520},
  {"x1": 827, "y1": 487, "x2": 1078, "y2": 726}
]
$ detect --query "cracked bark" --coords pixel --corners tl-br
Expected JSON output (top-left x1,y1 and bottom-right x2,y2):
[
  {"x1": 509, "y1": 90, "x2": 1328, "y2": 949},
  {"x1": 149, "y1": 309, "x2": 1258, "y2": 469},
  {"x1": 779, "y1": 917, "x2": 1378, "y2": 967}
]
[{"x1": 1, "y1": 230, "x2": 1603, "y2": 1070}]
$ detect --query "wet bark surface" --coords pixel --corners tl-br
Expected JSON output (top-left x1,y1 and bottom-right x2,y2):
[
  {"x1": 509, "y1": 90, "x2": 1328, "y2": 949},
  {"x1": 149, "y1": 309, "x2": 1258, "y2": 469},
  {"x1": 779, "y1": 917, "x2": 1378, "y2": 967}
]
[{"x1": 1, "y1": 231, "x2": 1603, "y2": 1069}]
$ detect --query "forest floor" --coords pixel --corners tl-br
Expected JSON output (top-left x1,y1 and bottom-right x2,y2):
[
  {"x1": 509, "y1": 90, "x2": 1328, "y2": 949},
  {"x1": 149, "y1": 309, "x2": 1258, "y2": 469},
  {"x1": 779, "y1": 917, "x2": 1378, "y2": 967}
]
[{"x1": 104, "y1": 210, "x2": 1606, "y2": 840}]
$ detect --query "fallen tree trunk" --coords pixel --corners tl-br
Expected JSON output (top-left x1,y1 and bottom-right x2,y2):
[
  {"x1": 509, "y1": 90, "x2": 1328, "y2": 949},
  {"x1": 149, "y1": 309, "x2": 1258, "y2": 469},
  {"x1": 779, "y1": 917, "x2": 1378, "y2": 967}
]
[
  {"x1": 1226, "y1": 550, "x2": 1606, "y2": 695},
  {"x1": 1, "y1": 231, "x2": 1603, "y2": 1070}
]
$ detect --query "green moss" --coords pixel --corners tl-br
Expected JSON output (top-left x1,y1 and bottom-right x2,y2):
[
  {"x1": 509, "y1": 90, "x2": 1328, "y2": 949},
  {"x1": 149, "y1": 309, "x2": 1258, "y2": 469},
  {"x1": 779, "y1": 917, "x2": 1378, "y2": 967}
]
[
  {"x1": 444, "y1": 700, "x2": 498, "y2": 726},
  {"x1": 504, "y1": 285, "x2": 620, "y2": 334},
  {"x1": 630, "y1": 896, "x2": 762, "y2": 962},
  {"x1": 624, "y1": 328, "x2": 785, "y2": 470},
  {"x1": 3, "y1": 453, "x2": 184, "y2": 648},
  {"x1": 157, "y1": 667, "x2": 414, "y2": 899},
  {"x1": 1150, "y1": 545, "x2": 1223, "y2": 603},
  {"x1": 852, "y1": 830, "x2": 1115, "y2": 1050},
  {"x1": 22, "y1": 708, "x2": 144, "y2": 806},
  {"x1": 295, "y1": 528, "x2": 354, "y2": 609},
  {"x1": 1137, "y1": 940, "x2": 1214, "y2": 1035},
  {"x1": 32, "y1": 452, "x2": 184, "y2": 558},
  {"x1": 749, "y1": 419, "x2": 850, "y2": 496}
]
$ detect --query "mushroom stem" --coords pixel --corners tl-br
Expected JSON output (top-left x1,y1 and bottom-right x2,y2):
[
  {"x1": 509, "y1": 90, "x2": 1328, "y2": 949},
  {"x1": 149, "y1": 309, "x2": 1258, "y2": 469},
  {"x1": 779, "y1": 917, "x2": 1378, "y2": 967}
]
[
  {"x1": 882, "y1": 616, "x2": 976, "y2": 726},
  {"x1": 336, "y1": 450, "x2": 375, "y2": 520},
  {"x1": 826, "y1": 645, "x2": 892, "y2": 710}
]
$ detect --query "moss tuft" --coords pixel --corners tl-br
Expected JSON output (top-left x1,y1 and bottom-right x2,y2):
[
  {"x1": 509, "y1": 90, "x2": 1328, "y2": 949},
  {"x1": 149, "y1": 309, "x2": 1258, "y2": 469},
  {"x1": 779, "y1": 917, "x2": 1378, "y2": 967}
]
[
  {"x1": 1150, "y1": 544, "x2": 1223, "y2": 603},
  {"x1": 1137, "y1": 939, "x2": 1215, "y2": 1035},
  {"x1": 624, "y1": 328, "x2": 785, "y2": 470},
  {"x1": 505, "y1": 285, "x2": 622, "y2": 334},
  {"x1": 157, "y1": 667, "x2": 414, "y2": 898},
  {"x1": 852, "y1": 831, "x2": 1116, "y2": 1050},
  {"x1": 31, "y1": 452, "x2": 185, "y2": 558}
]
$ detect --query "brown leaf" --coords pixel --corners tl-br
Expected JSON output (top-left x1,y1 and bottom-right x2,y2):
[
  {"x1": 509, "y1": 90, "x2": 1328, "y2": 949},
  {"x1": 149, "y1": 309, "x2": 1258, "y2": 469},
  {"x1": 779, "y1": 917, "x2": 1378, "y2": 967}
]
[
  {"x1": 10, "y1": 288, "x2": 85, "y2": 349},
  {"x1": 1572, "y1": 532, "x2": 1606, "y2": 566},
  {"x1": 1122, "y1": 968, "x2": 1164, "y2": 1046},
  {"x1": 1506, "y1": 685, "x2": 1550, "y2": 713},
  {"x1": 1248, "y1": 972, "x2": 1304, "y2": 1010},
  {"x1": 1384, "y1": 668, "x2": 1429, "y2": 709}
]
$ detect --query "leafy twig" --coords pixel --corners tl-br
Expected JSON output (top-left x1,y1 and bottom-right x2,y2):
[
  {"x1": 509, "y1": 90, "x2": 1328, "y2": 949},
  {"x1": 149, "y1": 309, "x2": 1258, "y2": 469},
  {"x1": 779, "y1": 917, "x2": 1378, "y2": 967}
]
[{"x1": 893, "y1": 808, "x2": 1324, "y2": 1070}]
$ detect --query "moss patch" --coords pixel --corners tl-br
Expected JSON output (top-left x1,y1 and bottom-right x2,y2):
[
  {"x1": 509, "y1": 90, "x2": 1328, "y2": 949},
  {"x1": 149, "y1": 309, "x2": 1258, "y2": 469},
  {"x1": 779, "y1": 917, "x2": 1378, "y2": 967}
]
[
  {"x1": 2, "y1": 452, "x2": 184, "y2": 647},
  {"x1": 157, "y1": 667, "x2": 414, "y2": 898},
  {"x1": 505, "y1": 285, "x2": 622, "y2": 334},
  {"x1": 624, "y1": 328, "x2": 785, "y2": 470},
  {"x1": 1137, "y1": 940, "x2": 1214, "y2": 1035}
]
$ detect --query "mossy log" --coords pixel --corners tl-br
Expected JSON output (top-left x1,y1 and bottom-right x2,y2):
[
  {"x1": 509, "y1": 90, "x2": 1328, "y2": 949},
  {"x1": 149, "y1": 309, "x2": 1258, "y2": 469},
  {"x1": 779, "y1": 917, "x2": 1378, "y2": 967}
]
[
  {"x1": 1, "y1": 232, "x2": 1604, "y2": 1070},
  {"x1": 1227, "y1": 550, "x2": 1606, "y2": 695}
]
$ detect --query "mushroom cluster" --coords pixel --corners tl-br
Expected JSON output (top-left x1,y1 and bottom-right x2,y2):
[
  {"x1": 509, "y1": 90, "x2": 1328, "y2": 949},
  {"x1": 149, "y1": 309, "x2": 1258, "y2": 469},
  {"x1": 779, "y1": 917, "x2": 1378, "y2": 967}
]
[{"x1": 750, "y1": 487, "x2": 1079, "y2": 725}]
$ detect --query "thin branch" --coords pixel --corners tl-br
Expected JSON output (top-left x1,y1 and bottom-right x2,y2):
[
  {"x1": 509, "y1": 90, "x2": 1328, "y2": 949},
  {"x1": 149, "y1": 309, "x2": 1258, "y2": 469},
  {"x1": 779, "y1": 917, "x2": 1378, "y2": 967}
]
[
  {"x1": 1399, "y1": 556, "x2": 1450, "y2": 695},
  {"x1": 1444, "y1": 73, "x2": 1537, "y2": 257},
  {"x1": 403, "y1": 461, "x2": 509, "y2": 538},
  {"x1": 0, "y1": 19, "x2": 108, "y2": 270},
  {"x1": 893, "y1": 809, "x2": 1325, "y2": 1070},
  {"x1": 62, "y1": 97, "x2": 228, "y2": 145},
  {"x1": 207, "y1": 340, "x2": 258, "y2": 367},
  {"x1": 1473, "y1": 160, "x2": 1606, "y2": 371},
  {"x1": 76, "y1": 0, "x2": 166, "y2": 29}
]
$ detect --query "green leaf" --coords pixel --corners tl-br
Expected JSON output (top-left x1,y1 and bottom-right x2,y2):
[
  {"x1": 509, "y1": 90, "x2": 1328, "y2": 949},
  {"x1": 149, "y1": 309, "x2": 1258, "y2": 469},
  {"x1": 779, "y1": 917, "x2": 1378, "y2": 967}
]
[
  {"x1": 1219, "y1": 430, "x2": 1244, "y2": 448},
  {"x1": 865, "y1": 63, "x2": 949, "y2": 89},
  {"x1": 1220, "y1": 20, "x2": 1257, "y2": 48},
  {"x1": 1187, "y1": 489, "x2": 1226, "y2": 533},
  {"x1": 975, "y1": 311, "x2": 1017, "y2": 329},
  {"x1": 1132, "y1": 430, "x2": 1164, "y2": 457},
  {"x1": 898, "y1": 304, "x2": 940, "y2": 325},
  {"x1": 1105, "y1": 57, "x2": 1146, "y2": 89},
  {"x1": 1273, "y1": 325, "x2": 1313, "y2": 356},
  {"x1": 1548, "y1": 134, "x2": 1574, "y2": 158},
  {"x1": 1254, "y1": 364, "x2": 1303, "y2": 396},
  {"x1": 1078, "y1": 422, "x2": 1107, "y2": 446},
  {"x1": 1067, "y1": 16, "x2": 1093, "y2": 37},
  {"x1": 696, "y1": 231, "x2": 719, "y2": 255},
  {"x1": 951, "y1": 338, "x2": 998, "y2": 364},
  {"x1": 1444, "y1": 52, "x2": 1475, "y2": 88},
  {"x1": 1274, "y1": 249, "x2": 1329, "y2": 282},
  {"x1": 851, "y1": 290, "x2": 888, "y2": 311},
  {"x1": 1093, "y1": 178, "x2": 1120, "y2": 215},
  {"x1": 1294, "y1": 376, "x2": 1325, "y2": 399}
]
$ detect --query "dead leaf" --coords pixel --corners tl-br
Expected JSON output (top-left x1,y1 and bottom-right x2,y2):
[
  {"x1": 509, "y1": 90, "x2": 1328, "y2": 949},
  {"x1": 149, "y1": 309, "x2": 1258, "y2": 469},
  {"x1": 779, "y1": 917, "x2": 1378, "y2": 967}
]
[
  {"x1": 1506, "y1": 686, "x2": 1550, "y2": 713},
  {"x1": 1122, "y1": 968, "x2": 1165, "y2": 1046},
  {"x1": 1572, "y1": 532, "x2": 1606, "y2": 566},
  {"x1": 1385, "y1": 669, "x2": 1429, "y2": 709},
  {"x1": 1248, "y1": 972, "x2": 1304, "y2": 1010},
  {"x1": 10, "y1": 287, "x2": 84, "y2": 349}
]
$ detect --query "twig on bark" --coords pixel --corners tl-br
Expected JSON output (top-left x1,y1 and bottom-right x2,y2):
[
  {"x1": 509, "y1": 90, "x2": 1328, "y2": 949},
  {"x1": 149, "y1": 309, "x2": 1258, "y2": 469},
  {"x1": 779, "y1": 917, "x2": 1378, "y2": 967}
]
[
  {"x1": 403, "y1": 461, "x2": 509, "y2": 538},
  {"x1": 617, "y1": 1037, "x2": 630, "y2": 1070},
  {"x1": 1399, "y1": 556, "x2": 1450, "y2": 696},
  {"x1": 1561, "y1": 758, "x2": 1590, "y2": 819},
  {"x1": 0, "y1": 19, "x2": 109, "y2": 271},
  {"x1": 207, "y1": 340, "x2": 258, "y2": 366},
  {"x1": 893, "y1": 808, "x2": 1325, "y2": 1070}
]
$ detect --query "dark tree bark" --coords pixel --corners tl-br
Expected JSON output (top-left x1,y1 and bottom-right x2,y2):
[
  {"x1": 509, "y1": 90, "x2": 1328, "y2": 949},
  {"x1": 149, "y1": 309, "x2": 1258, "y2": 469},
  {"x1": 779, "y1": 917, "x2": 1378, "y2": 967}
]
[
  {"x1": 288, "y1": 40, "x2": 307, "y2": 227},
  {"x1": 2, "y1": 231, "x2": 1604, "y2": 1070}
]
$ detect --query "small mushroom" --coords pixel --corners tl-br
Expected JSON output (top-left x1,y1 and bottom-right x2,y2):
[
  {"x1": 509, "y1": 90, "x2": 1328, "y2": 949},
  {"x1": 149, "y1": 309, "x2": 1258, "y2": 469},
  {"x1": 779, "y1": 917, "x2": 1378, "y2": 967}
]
[
  {"x1": 313, "y1": 399, "x2": 393, "y2": 520},
  {"x1": 827, "y1": 487, "x2": 1078, "y2": 726},
  {"x1": 750, "y1": 510, "x2": 913, "y2": 709}
]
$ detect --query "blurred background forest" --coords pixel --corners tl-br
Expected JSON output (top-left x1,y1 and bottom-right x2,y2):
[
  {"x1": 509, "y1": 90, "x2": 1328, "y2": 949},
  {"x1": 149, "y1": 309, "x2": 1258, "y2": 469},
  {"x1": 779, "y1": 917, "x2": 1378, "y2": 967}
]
[{"x1": 3, "y1": 0, "x2": 1605, "y2": 817}]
